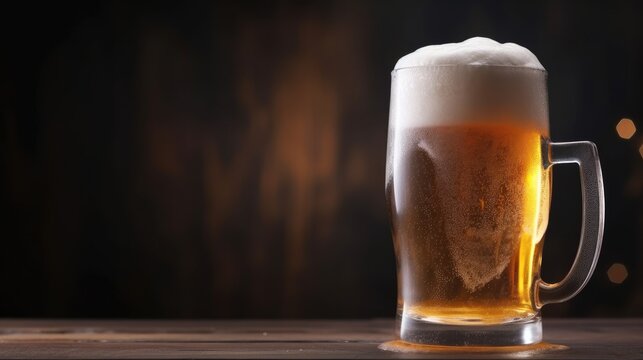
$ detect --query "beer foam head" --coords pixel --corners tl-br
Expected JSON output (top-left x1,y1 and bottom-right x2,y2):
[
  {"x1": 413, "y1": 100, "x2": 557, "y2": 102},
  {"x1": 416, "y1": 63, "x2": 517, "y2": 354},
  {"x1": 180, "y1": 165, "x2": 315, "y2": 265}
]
[
  {"x1": 390, "y1": 37, "x2": 549, "y2": 133},
  {"x1": 395, "y1": 37, "x2": 544, "y2": 70}
]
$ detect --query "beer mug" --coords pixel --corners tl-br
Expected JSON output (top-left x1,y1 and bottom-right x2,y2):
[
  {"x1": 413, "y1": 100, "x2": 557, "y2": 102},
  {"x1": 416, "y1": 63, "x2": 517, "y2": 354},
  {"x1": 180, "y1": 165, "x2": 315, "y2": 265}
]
[{"x1": 385, "y1": 38, "x2": 604, "y2": 346}]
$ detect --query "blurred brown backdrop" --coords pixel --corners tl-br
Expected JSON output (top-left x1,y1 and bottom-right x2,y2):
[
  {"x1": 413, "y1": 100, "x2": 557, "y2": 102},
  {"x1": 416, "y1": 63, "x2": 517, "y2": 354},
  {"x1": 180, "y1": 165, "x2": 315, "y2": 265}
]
[{"x1": 1, "y1": 0, "x2": 642, "y2": 318}]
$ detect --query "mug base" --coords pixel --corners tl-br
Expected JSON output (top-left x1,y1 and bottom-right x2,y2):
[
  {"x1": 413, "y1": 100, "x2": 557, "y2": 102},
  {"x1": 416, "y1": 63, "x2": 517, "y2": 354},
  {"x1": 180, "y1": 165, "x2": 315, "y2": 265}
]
[{"x1": 400, "y1": 315, "x2": 542, "y2": 346}]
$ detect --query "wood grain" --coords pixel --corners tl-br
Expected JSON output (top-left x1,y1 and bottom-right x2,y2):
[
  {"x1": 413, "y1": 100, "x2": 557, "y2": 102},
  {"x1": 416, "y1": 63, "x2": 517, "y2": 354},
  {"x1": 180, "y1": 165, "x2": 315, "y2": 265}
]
[{"x1": 0, "y1": 319, "x2": 640, "y2": 359}]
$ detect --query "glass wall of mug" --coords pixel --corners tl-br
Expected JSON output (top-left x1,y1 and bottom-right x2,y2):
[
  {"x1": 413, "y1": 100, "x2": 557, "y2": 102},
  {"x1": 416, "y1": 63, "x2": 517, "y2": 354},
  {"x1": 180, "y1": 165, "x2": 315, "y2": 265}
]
[{"x1": 386, "y1": 65, "x2": 551, "y2": 345}]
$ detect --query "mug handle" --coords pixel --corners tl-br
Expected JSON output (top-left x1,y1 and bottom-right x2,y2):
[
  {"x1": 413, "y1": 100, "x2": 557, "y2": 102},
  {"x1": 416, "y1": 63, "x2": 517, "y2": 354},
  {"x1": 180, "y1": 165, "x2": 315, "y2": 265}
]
[{"x1": 536, "y1": 141, "x2": 605, "y2": 307}]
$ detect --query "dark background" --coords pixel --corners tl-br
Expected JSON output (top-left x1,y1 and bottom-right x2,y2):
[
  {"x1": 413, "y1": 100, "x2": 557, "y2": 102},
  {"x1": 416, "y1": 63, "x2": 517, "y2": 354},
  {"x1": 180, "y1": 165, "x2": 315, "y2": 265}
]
[{"x1": 1, "y1": 0, "x2": 641, "y2": 318}]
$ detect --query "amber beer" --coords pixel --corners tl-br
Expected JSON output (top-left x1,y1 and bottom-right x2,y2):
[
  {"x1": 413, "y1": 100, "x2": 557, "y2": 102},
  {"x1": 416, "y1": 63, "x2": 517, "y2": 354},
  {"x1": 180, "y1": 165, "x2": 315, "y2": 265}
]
[{"x1": 386, "y1": 121, "x2": 551, "y2": 325}]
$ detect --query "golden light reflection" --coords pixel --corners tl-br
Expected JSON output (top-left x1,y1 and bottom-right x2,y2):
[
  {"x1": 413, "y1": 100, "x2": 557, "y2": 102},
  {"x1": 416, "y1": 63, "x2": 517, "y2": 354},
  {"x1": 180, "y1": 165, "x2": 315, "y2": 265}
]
[
  {"x1": 607, "y1": 263, "x2": 628, "y2": 284},
  {"x1": 616, "y1": 118, "x2": 636, "y2": 139},
  {"x1": 379, "y1": 340, "x2": 568, "y2": 354},
  {"x1": 518, "y1": 133, "x2": 544, "y2": 300},
  {"x1": 639, "y1": 144, "x2": 643, "y2": 159}
]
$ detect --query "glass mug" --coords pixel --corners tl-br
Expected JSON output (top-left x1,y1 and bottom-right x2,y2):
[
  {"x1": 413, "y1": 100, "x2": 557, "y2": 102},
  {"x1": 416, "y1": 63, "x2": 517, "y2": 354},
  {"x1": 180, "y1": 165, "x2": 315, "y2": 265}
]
[{"x1": 385, "y1": 65, "x2": 604, "y2": 346}]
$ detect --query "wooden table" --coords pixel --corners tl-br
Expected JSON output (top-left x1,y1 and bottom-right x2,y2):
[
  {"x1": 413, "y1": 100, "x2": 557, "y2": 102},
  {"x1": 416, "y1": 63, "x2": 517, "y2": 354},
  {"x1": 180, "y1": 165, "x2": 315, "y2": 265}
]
[{"x1": 0, "y1": 319, "x2": 640, "y2": 359}]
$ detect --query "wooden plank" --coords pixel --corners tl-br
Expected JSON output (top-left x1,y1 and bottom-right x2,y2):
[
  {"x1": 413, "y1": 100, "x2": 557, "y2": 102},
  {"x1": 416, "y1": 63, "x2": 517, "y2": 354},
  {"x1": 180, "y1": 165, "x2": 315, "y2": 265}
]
[{"x1": 0, "y1": 319, "x2": 640, "y2": 359}]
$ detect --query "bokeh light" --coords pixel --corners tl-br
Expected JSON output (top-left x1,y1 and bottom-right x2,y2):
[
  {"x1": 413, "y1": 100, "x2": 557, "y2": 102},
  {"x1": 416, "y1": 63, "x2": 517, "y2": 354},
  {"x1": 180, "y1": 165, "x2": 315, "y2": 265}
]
[
  {"x1": 616, "y1": 118, "x2": 636, "y2": 139},
  {"x1": 607, "y1": 263, "x2": 628, "y2": 284}
]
